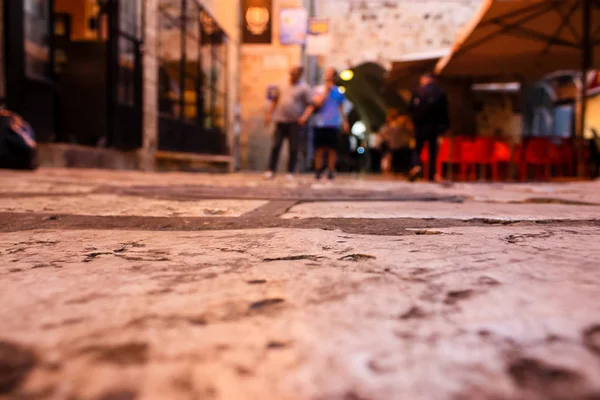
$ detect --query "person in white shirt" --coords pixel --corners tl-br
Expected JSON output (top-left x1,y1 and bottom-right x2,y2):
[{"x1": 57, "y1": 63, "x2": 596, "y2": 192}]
[{"x1": 264, "y1": 66, "x2": 313, "y2": 180}]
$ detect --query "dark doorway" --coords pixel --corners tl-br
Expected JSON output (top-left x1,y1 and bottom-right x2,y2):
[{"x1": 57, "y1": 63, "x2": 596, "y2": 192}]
[{"x1": 3, "y1": 0, "x2": 143, "y2": 149}]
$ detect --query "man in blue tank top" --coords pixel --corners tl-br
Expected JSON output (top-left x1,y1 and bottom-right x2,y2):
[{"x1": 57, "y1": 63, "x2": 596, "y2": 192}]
[{"x1": 312, "y1": 68, "x2": 349, "y2": 181}]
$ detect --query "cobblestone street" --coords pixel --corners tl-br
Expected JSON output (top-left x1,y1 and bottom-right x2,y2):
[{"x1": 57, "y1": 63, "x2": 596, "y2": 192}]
[{"x1": 1, "y1": 169, "x2": 600, "y2": 400}]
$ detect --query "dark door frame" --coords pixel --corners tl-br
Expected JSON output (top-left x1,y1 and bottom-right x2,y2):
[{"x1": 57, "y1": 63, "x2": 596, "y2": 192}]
[{"x1": 96, "y1": 0, "x2": 145, "y2": 149}]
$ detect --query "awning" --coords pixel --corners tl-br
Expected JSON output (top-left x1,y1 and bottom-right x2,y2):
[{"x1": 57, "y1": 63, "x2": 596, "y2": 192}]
[
  {"x1": 387, "y1": 49, "x2": 450, "y2": 89},
  {"x1": 435, "y1": 0, "x2": 600, "y2": 80}
]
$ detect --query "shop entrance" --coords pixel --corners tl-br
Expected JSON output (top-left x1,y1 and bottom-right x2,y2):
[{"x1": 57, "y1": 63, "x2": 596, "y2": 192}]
[{"x1": 3, "y1": 0, "x2": 143, "y2": 149}]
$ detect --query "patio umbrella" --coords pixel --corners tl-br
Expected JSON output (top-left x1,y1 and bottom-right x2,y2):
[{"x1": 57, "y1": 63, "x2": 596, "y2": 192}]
[
  {"x1": 435, "y1": 0, "x2": 600, "y2": 175},
  {"x1": 387, "y1": 49, "x2": 450, "y2": 90}
]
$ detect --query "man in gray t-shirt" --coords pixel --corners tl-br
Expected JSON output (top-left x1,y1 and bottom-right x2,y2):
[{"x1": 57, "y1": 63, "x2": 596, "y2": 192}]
[{"x1": 265, "y1": 66, "x2": 313, "y2": 179}]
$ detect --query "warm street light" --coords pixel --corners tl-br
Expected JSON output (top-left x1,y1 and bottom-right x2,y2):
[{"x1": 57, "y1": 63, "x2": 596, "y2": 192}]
[{"x1": 340, "y1": 69, "x2": 354, "y2": 81}]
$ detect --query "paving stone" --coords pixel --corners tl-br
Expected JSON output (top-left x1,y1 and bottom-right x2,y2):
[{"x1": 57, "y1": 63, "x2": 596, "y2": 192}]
[
  {"x1": 282, "y1": 201, "x2": 600, "y2": 221},
  {"x1": 1, "y1": 169, "x2": 600, "y2": 399},
  {"x1": 0, "y1": 195, "x2": 267, "y2": 218},
  {"x1": 1, "y1": 227, "x2": 600, "y2": 399}
]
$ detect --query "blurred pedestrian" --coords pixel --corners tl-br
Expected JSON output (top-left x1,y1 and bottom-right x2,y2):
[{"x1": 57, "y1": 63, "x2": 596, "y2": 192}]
[
  {"x1": 265, "y1": 66, "x2": 313, "y2": 180},
  {"x1": 312, "y1": 68, "x2": 349, "y2": 181},
  {"x1": 379, "y1": 110, "x2": 414, "y2": 176},
  {"x1": 408, "y1": 72, "x2": 449, "y2": 182}
]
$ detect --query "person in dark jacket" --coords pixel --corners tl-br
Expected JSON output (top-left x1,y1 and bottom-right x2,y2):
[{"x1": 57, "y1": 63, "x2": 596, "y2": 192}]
[{"x1": 408, "y1": 72, "x2": 449, "y2": 182}]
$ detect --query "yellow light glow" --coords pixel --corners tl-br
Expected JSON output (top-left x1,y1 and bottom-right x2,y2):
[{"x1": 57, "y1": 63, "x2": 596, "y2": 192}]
[
  {"x1": 340, "y1": 70, "x2": 354, "y2": 81},
  {"x1": 338, "y1": 87, "x2": 346, "y2": 94}
]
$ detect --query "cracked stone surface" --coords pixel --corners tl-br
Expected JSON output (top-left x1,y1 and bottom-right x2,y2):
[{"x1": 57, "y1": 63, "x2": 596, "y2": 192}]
[
  {"x1": 1, "y1": 169, "x2": 600, "y2": 400},
  {"x1": 0, "y1": 195, "x2": 267, "y2": 218},
  {"x1": 282, "y1": 201, "x2": 600, "y2": 221}
]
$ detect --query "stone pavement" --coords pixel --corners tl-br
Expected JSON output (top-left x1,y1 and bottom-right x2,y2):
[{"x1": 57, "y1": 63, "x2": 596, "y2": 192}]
[{"x1": 1, "y1": 168, "x2": 600, "y2": 400}]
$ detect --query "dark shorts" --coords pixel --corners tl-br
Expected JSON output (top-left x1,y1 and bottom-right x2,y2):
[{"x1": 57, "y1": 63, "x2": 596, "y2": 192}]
[{"x1": 314, "y1": 127, "x2": 339, "y2": 149}]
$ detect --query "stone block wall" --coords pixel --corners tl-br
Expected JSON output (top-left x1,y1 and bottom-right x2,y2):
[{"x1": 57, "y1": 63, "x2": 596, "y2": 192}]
[
  {"x1": 315, "y1": 0, "x2": 481, "y2": 70},
  {"x1": 237, "y1": 0, "x2": 483, "y2": 170},
  {"x1": 236, "y1": 0, "x2": 530, "y2": 170}
]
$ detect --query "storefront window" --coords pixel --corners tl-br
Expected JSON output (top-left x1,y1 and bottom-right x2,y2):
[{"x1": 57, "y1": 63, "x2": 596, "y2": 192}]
[
  {"x1": 183, "y1": 0, "x2": 200, "y2": 122},
  {"x1": 158, "y1": 0, "x2": 183, "y2": 118},
  {"x1": 158, "y1": 0, "x2": 228, "y2": 132},
  {"x1": 118, "y1": 37, "x2": 136, "y2": 106},
  {"x1": 201, "y1": 15, "x2": 227, "y2": 132},
  {"x1": 120, "y1": 0, "x2": 143, "y2": 39},
  {"x1": 24, "y1": 0, "x2": 51, "y2": 80},
  {"x1": 116, "y1": 0, "x2": 143, "y2": 106}
]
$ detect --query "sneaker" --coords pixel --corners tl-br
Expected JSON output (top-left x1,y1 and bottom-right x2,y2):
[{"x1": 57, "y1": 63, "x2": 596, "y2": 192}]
[
  {"x1": 327, "y1": 170, "x2": 335, "y2": 181},
  {"x1": 264, "y1": 171, "x2": 274, "y2": 180},
  {"x1": 315, "y1": 170, "x2": 323, "y2": 181}
]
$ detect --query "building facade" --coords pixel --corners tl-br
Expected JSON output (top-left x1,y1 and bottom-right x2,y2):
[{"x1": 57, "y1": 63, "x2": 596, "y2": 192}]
[
  {"x1": 1, "y1": 0, "x2": 240, "y2": 171},
  {"x1": 314, "y1": 0, "x2": 480, "y2": 71},
  {"x1": 0, "y1": 0, "x2": 4, "y2": 103},
  {"x1": 2, "y1": 0, "x2": 512, "y2": 172},
  {"x1": 238, "y1": 0, "x2": 482, "y2": 170}
]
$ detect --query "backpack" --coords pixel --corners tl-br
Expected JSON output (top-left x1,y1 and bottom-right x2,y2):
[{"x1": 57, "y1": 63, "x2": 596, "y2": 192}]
[{"x1": 0, "y1": 110, "x2": 39, "y2": 170}]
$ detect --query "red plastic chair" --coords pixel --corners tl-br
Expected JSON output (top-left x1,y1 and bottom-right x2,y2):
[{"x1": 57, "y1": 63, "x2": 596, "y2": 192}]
[
  {"x1": 549, "y1": 139, "x2": 574, "y2": 177},
  {"x1": 451, "y1": 137, "x2": 514, "y2": 182},
  {"x1": 455, "y1": 137, "x2": 478, "y2": 181},
  {"x1": 491, "y1": 140, "x2": 513, "y2": 181},
  {"x1": 518, "y1": 138, "x2": 552, "y2": 181},
  {"x1": 472, "y1": 137, "x2": 497, "y2": 181}
]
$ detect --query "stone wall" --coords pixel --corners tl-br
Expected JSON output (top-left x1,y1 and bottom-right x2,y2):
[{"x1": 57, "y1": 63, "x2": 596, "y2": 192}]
[
  {"x1": 315, "y1": 0, "x2": 481, "y2": 70},
  {"x1": 238, "y1": 0, "x2": 482, "y2": 170}
]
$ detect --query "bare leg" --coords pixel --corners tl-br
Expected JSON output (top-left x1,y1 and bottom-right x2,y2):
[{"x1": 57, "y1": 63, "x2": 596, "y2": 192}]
[
  {"x1": 326, "y1": 149, "x2": 338, "y2": 180},
  {"x1": 327, "y1": 149, "x2": 337, "y2": 172},
  {"x1": 314, "y1": 148, "x2": 325, "y2": 172}
]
